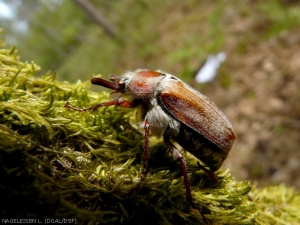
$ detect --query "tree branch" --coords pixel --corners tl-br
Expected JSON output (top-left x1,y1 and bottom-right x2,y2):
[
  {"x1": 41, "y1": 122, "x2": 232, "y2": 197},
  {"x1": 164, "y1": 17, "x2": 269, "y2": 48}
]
[{"x1": 74, "y1": 0, "x2": 117, "y2": 39}]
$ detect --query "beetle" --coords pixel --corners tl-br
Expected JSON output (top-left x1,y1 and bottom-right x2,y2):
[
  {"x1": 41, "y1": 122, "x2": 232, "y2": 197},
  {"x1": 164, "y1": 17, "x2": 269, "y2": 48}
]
[{"x1": 65, "y1": 69, "x2": 235, "y2": 205}]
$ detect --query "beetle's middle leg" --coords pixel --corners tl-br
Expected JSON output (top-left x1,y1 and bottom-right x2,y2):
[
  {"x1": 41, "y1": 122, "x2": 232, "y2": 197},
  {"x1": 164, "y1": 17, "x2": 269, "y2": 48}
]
[{"x1": 129, "y1": 119, "x2": 150, "y2": 194}]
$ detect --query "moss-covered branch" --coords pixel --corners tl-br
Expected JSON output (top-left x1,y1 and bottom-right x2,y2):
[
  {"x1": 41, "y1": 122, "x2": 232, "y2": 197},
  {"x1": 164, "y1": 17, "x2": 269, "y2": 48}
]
[{"x1": 0, "y1": 38, "x2": 299, "y2": 225}]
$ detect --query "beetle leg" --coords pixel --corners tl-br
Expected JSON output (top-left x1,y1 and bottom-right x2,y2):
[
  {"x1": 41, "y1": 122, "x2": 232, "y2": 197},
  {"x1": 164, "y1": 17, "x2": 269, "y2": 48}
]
[
  {"x1": 65, "y1": 98, "x2": 137, "y2": 112},
  {"x1": 129, "y1": 119, "x2": 150, "y2": 194},
  {"x1": 164, "y1": 135, "x2": 210, "y2": 223},
  {"x1": 142, "y1": 119, "x2": 150, "y2": 181},
  {"x1": 163, "y1": 136, "x2": 193, "y2": 202},
  {"x1": 197, "y1": 162, "x2": 218, "y2": 185}
]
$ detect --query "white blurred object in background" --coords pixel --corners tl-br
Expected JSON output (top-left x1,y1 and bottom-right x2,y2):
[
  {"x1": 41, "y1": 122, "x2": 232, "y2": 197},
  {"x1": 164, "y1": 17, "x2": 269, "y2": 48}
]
[{"x1": 195, "y1": 52, "x2": 226, "y2": 83}]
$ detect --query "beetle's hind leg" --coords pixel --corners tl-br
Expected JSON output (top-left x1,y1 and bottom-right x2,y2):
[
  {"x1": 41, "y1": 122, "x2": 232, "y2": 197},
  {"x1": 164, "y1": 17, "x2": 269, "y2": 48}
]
[
  {"x1": 164, "y1": 130, "x2": 211, "y2": 224},
  {"x1": 197, "y1": 162, "x2": 218, "y2": 185},
  {"x1": 163, "y1": 135, "x2": 193, "y2": 202}
]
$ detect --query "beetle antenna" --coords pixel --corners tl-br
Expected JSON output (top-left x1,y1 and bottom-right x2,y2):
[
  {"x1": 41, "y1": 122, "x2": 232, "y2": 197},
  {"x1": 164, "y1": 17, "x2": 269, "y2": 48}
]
[{"x1": 91, "y1": 76, "x2": 122, "y2": 91}]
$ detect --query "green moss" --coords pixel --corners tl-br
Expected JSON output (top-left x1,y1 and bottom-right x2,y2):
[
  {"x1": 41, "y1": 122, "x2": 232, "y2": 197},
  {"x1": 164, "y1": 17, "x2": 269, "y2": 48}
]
[
  {"x1": 0, "y1": 38, "x2": 299, "y2": 224},
  {"x1": 252, "y1": 185, "x2": 300, "y2": 224}
]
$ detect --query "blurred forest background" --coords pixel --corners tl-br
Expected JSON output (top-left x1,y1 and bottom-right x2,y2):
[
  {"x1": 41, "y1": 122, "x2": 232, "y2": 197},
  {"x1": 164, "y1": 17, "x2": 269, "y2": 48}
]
[{"x1": 1, "y1": 0, "x2": 300, "y2": 188}]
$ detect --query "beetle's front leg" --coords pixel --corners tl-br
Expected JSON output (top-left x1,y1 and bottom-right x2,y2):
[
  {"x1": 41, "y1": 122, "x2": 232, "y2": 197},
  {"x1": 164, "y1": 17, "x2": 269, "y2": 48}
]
[{"x1": 65, "y1": 98, "x2": 138, "y2": 112}]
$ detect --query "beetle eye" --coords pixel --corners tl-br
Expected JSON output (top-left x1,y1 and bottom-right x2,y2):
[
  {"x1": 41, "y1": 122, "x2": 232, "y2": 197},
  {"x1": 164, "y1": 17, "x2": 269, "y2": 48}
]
[{"x1": 121, "y1": 77, "x2": 129, "y2": 83}]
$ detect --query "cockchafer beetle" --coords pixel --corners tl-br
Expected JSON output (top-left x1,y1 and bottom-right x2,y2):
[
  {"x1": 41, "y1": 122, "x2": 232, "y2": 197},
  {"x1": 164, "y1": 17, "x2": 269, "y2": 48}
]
[{"x1": 65, "y1": 69, "x2": 235, "y2": 206}]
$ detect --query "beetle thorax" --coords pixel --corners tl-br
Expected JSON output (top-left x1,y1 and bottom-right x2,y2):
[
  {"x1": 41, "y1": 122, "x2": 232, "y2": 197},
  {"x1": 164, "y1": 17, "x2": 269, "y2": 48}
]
[
  {"x1": 121, "y1": 70, "x2": 164, "y2": 99},
  {"x1": 143, "y1": 98, "x2": 180, "y2": 137}
]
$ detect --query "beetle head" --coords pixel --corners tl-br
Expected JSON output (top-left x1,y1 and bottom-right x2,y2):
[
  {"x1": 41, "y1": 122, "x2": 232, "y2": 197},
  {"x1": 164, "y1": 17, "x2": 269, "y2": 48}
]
[{"x1": 91, "y1": 70, "x2": 166, "y2": 97}]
